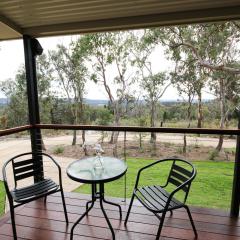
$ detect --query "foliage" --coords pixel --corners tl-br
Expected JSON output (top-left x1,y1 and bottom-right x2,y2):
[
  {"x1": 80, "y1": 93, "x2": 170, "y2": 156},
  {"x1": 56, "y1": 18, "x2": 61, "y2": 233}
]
[
  {"x1": 74, "y1": 32, "x2": 136, "y2": 144},
  {"x1": 49, "y1": 43, "x2": 88, "y2": 124},
  {"x1": 0, "y1": 53, "x2": 55, "y2": 128},
  {"x1": 144, "y1": 22, "x2": 240, "y2": 150},
  {"x1": 209, "y1": 149, "x2": 219, "y2": 160},
  {"x1": 36, "y1": 54, "x2": 55, "y2": 123},
  {"x1": 0, "y1": 181, "x2": 5, "y2": 216},
  {"x1": 53, "y1": 146, "x2": 64, "y2": 154},
  {"x1": 0, "y1": 66, "x2": 28, "y2": 127},
  {"x1": 95, "y1": 107, "x2": 113, "y2": 125}
]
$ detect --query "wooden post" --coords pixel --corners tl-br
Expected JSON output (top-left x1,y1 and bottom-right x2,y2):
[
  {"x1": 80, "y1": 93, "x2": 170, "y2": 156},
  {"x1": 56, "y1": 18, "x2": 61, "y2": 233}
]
[
  {"x1": 231, "y1": 109, "x2": 240, "y2": 217},
  {"x1": 23, "y1": 35, "x2": 44, "y2": 182}
]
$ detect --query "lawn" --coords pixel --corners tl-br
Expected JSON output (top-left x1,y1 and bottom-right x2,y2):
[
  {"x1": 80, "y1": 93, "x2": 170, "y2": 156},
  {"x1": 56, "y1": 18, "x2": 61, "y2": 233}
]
[
  {"x1": 74, "y1": 158, "x2": 234, "y2": 210},
  {"x1": 0, "y1": 181, "x2": 5, "y2": 215}
]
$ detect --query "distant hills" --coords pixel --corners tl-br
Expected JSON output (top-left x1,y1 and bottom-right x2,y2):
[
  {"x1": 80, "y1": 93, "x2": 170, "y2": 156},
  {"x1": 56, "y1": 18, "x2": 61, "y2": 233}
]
[
  {"x1": 0, "y1": 98, "x2": 8, "y2": 105},
  {"x1": 83, "y1": 99, "x2": 109, "y2": 106},
  {"x1": 0, "y1": 98, "x2": 213, "y2": 107}
]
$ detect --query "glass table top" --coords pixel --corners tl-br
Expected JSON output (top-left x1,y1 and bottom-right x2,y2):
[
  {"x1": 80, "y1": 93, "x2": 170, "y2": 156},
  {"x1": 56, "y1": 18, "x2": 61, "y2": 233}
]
[{"x1": 67, "y1": 156, "x2": 127, "y2": 183}]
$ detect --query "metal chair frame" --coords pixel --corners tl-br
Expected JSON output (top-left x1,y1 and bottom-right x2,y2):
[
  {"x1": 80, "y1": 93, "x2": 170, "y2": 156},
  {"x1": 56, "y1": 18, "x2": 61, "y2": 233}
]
[
  {"x1": 124, "y1": 157, "x2": 197, "y2": 240},
  {"x1": 2, "y1": 152, "x2": 69, "y2": 240}
]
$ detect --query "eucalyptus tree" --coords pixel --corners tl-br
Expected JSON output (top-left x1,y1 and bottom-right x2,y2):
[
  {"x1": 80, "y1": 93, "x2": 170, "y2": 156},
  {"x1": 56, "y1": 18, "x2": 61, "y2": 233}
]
[
  {"x1": 49, "y1": 42, "x2": 89, "y2": 145},
  {"x1": 132, "y1": 31, "x2": 170, "y2": 152},
  {"x1": 36, "y1": 54, "x2": 55, "y2": 123},
  {"x1": 0, "y1": 54, "x2": 54, "y2": 128},
  {"x1": 171, "y1": 58, "x2": 197, "y2": 152},
  {"x1": 146, "y1": 22, "x2": 240, "y2": 152},
  {"x1": 75, "y1": 32, "x2": 136, "y2": 145},
  {"x1": 0, "y1": 67, "x2": 28, "y2": 127}
]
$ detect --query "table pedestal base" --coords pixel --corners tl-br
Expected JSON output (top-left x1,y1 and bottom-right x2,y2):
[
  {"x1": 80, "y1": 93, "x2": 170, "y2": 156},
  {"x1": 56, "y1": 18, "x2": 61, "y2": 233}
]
[{"x1": 70, "y1": 182, "x2": 122, "y2": 240}]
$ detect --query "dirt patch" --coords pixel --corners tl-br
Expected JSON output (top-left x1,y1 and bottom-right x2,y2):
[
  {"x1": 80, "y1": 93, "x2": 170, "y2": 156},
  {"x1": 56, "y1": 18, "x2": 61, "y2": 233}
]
[{"x1": 48, "y1": 140, "x2": 235, "y2": 162}]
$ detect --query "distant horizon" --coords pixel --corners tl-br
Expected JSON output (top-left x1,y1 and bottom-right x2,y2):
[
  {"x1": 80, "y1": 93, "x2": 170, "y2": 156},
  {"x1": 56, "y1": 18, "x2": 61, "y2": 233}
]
[{"x1": 0, "y1": 97, "x2": 215, "y2": 104}]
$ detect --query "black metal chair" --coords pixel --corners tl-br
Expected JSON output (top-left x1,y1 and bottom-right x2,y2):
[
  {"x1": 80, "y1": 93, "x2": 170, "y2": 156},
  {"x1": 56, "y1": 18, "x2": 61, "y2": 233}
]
[
  {"x1": 2, "y1": 152, "x2": 69, "y2": 240},
  {"x1": 124, "y1": 158, "x2": 197, "y2": 240}
]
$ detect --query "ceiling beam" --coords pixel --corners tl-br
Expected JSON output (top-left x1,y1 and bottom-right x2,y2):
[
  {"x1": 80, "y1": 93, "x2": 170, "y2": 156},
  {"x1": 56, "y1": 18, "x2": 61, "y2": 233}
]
[
  {"x1": 24, "y1": 5, "x2": 240, "y2": 38},
  {"x1": 0, "y1": 13, "x2": 23, "y2": 36}
]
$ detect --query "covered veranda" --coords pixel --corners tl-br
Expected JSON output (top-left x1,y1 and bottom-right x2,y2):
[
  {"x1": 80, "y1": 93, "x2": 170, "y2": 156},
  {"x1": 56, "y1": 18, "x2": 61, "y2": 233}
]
[{"x1": 1, "y1": 1, "x2": 240, "y2": 239}]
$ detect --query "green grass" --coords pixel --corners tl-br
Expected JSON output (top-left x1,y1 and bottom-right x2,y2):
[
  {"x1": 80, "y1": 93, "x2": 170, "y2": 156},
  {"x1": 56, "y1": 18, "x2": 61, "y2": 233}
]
[
  {"x1": 0, "y1": 181, "x2": 6, "y2": 215},
  {"x1": 74, "y1": 158, "x2": 234, "y2": 210}
]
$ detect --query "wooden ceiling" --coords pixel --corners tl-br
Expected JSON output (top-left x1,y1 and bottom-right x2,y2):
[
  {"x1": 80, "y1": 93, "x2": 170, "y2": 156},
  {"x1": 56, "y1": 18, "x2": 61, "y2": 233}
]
[{"x1": 1, "y1": 0, "x2": 240, "y2": 40}]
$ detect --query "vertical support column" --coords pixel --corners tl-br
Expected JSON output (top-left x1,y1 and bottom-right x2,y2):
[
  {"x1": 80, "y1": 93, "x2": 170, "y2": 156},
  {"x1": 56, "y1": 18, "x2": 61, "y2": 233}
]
[
  {"x1": 231, "y1": 110, "x2": 240, "y2": 217},
  {"x1": 23, "y1": 35, "x2": 44, "y2": 182}
]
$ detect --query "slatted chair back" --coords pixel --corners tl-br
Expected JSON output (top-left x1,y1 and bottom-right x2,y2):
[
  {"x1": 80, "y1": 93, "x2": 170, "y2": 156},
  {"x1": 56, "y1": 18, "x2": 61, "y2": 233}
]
[
  {"x1": 10, "y1": 152, "x2": 43, "y2": 188},
  {"x1": 167, "y1": 159, "x2": 196, "y2": 202}
]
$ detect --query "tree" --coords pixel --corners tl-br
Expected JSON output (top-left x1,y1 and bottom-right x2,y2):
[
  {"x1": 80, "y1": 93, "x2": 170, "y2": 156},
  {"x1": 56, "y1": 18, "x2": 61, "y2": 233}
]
[
  {"x1": 75, "y1": 32, "x2": 136, "y2": 146},
  {"x1": 0, "y1": 54, "x2": 54, "y2": 128},
  {"x1": 36, "y1": 54, "x2": 55, "y2": 123},
  {"x1": 49, "y1": 42, "x2": 88, "y2": 145},
  {"x1": 171, "y1": 59, "x2": 196, "y2": 153},
  {"x1": 133, "y1": 31, "x2": 170, "y2": 153},
  {"x1": 0, "y1": 70, "x2": 28, "y2": 127},
  {"x1": 132, "y1": 96, "x2": 148, "y2": 150},
  {"x1": 146, "y1": 22, "x2": 240, "y2": 152}
]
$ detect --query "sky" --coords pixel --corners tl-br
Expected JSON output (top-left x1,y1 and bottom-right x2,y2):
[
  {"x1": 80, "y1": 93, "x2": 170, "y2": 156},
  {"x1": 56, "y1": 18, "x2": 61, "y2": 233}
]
[{"x1": 0, "y1": 35, "x2": 213, "y2": 101}]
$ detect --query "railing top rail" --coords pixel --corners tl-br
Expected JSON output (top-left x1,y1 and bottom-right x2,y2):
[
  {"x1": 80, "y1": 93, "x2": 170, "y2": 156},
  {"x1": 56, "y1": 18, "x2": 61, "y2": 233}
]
[
  {"x1": 36, "y1": 124, "x2": 240, "y2": 135},
  {"x1": 0, "y1": 125, "x2": 32, "y2": 137},
  {"x1": 0, "y1": 124, "x2": 240, "y2": 138}
]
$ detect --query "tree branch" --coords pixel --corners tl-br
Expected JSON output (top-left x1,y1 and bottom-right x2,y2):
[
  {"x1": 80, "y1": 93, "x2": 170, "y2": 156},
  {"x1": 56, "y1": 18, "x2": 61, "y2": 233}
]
[{"x1": 172, "y1": 42, "x2": 240, "y2": 74}]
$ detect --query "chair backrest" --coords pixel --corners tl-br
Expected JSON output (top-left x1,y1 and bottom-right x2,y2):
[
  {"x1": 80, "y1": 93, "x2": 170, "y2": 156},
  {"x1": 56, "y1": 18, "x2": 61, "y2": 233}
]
[
  {"x1": 167, "y1": 159, "x2": 196, "y2": 201},
  {"x1": 4, "y1": 152, "x2": 43, "y2": 188}
]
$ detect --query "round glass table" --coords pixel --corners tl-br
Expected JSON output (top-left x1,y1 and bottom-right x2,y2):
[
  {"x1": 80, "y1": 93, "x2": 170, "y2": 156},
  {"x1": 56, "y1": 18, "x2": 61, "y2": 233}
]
[{"x1": 67, "y1": 156, "x2": 127, "y2": 240}]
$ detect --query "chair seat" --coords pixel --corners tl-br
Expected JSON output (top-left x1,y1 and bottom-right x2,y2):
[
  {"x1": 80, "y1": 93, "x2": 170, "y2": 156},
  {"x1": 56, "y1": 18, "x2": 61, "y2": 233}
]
[
  {"x1": 11, "y1": 179, "x2": 59, "y2": 203},
  {"x1": 135, "y1": 185, "x2": 183, "y2": 212}
]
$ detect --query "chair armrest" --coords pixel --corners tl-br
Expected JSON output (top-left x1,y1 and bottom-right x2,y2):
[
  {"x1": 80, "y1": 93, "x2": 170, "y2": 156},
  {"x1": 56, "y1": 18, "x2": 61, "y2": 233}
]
[
  {"x1": 40, "y1": 152, "x2": 63, "y2": 186},
  {"x1": 134, "y1": 158, "x2": 171, "y2": 189},
  {"x1": 2, "y1": 159, "x2": 14, "y2": 199}
]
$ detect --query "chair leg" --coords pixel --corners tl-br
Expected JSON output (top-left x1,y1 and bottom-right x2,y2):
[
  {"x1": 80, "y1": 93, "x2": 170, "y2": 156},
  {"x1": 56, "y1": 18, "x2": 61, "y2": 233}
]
[
  {"x1": 60, "y1": 189, "x2": 69, "y2": 224},
  {"x1": 44, "y1": 195, "x2": 47, "y2": 204},
  {"x1": 184, "y1": 205, "x2": 198, "y2": 238},
  {"x1": 9, "y1": 202, "x2": 17, "y2": 240},
  {"x1": 156, "y1": 211, "x2": 166, "y2": 240},
  {"x1": 124, "y1": 194, "x2": 135, "y2": 225}
]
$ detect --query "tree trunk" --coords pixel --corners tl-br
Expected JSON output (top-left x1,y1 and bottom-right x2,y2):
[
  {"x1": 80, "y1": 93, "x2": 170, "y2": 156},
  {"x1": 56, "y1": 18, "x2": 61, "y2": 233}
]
[
  {"x1": 183, "y1": 134, "x2": 187, "y2": 154},
  {"x1": 72, "y1": 130, "x2": 77, "y2": 146},
  {"x1": 113, "y1": 131, "x2": 119, "y2": 144},
  {"x1": 216, "y1": 135, "x2": 224, "y2": 152},
  {"x1": 216, "y1": 78, "x2": 226, "y2": 152},
  {"x1": 41, "y1": 139, "x2": 46, "y2": 151},
  {"x1": 139, "y1": 133, "x2": 142, "y2": 149},
  {"x1": 109, "y1": 107, "x2": 120, "y2": 144},
  {"x1": 50, "y1": 108, "x2": 55, "y2": 124},
  {"x1": 109, "y1": 132, "x2": 114, "y2": 144},
  {"x1": 197, "y1": 90, "x2": 203, "y2": 129},
  {"x1": 183, "y1": 96, "x2": 192, "y2": 154},
  {"x1": 149, "y1": 101, "x2": 157, "y2": 156},
  {"x1": 100, "y1": 131, "x2": 105, "y2": 143},
  {"x1": 151, "y1": 138, "x2": 157, "y2": 157},
  {"x1": 82, "y1": 130, "x2": 88, "y2": 155},
  {"x1": 150, "y1": 101, "x2": 156, "y2": 143},
  {"x1": 82, "y1": 130, "x2": 85, "y2": 144}
]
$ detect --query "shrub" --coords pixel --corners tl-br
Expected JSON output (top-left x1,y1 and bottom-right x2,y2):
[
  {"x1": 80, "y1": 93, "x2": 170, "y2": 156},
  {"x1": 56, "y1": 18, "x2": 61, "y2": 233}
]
[
  {"x1": 209, "y1": 150, "x2": 218, "y2": 160},
  {"x1": 53, "y1": 146, "x2": 64, "y2": 154}
]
